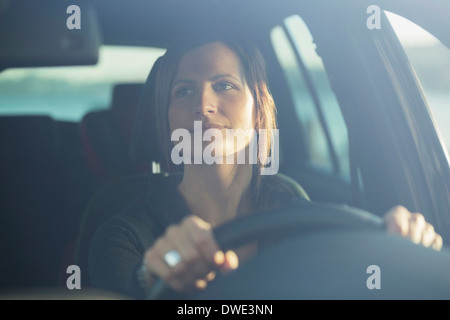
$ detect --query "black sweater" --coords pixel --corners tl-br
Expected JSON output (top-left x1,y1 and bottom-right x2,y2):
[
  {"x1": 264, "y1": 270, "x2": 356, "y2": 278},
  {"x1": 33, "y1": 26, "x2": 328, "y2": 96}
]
[{"x1": 88, "y1": 174, "x2": 309, "y2": 299}]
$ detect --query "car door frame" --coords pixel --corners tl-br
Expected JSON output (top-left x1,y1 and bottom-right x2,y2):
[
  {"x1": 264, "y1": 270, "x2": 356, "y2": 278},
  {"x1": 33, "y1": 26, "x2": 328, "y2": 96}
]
[{"x1": 288, "y1": 0, "x2": 450, "y2": 237}]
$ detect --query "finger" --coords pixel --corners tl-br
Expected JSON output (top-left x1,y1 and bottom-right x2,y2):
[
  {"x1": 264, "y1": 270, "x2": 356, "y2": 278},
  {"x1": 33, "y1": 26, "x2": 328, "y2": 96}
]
[
  {"x1": 164, "y1": 225, "x2": 204, "y2": 288},
  {"x1": 145, "y1": 238, "x2": 187, "y2": 292},
  {"x1": 421, "y1": 223, "x2": 436, "y2": 248},
  {"x1": 181, "y1": 221, "x2": 216, "y2": 279},
  {"x1": 205, "y1": 271, "x2": 216, "y2": 282},
  {"x1": 431, "y1": 234, "x2": 443, "y2": 251},
  {"x1": 145, "y1": 238, "x2": 173, "y2": 280},
  {"x1": 195, "y1": 279, "x2": 208, "y2": 290},
  {"x1": 150, "y1": 226, "x2": 199, "y2": 292},
  {"x1": 214, "y1": 250, "x2": 225, "y2": 265},
  {"x1": 408, "y1": 213, "x2": 426, "y2": 244},
  {"x1": 219, "y1": 250, "x2": 239, "y2": 274},
  {"x1": 184, "y1": 217, "x2": 221, "y2": 268},
  {"x1": 167, "y1": 217, "x2": 221, "y2": 290},
  {"x1": 384, "y1": 206, "x2": 410, "y2": 236},
  {"x1": 193, "y1": 271, "x2": 217, "y2": 291}
]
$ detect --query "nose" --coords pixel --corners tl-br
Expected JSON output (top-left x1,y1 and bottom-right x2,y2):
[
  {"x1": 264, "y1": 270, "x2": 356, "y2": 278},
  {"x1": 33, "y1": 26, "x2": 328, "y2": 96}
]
[{"x1": 195, "y1": 86, "x2": 217, "y2": 116}]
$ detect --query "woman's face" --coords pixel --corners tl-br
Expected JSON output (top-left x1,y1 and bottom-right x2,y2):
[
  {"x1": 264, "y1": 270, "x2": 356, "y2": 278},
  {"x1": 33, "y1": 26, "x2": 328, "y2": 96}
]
[{"x1": 168, "y1": 42, "x2": 256, "y2": 160}]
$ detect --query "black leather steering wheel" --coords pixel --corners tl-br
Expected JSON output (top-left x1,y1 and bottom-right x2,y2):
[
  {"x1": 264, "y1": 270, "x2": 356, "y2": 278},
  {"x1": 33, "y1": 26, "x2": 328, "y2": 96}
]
[{"x1": 146, "y1": 198, "x2": 385, "y2": 299}]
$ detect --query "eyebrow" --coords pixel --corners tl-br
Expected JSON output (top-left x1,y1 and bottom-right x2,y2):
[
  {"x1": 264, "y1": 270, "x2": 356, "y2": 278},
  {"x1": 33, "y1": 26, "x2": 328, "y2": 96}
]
[
  {"x1": 210, "y1": 74, "x2": 242, "y2": 82},
  {"x1": 172, "y1": 74, "x2": 242, "y2": 87}
]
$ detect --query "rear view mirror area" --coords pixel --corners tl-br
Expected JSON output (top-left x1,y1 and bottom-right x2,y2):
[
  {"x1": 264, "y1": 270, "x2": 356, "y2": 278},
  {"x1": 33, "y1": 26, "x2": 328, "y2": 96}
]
[{"x1": 0, "y1": 0, "x2": 102, "y2": 71}]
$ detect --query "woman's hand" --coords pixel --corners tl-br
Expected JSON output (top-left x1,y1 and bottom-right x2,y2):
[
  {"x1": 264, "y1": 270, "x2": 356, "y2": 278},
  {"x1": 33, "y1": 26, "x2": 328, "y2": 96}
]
[
  {"x1": 141, "y1": 215, "x2": 239, "y2": 293},
  {"x1": 383, "y1": 206, "x2": 442, "y2": 251}
]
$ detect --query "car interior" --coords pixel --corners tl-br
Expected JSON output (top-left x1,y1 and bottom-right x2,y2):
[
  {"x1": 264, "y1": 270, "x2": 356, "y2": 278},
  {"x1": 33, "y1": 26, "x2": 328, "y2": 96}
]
[{"x1": 0, "y1": 0, "x2": 449, "y2": 298}]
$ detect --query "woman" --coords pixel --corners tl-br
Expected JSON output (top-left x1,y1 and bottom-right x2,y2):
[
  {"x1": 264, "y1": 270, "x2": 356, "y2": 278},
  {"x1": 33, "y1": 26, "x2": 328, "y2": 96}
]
[{"x1": 88, "y1": 26, "x2": 443, "y2": 299}]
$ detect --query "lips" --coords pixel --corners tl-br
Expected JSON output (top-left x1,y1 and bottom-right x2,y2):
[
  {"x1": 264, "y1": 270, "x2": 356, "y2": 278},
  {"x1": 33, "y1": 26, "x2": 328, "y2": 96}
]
[
  {"x1": 188, "y1": 122, "x2": 226, "y2": 133},
  {"x1": 203, "y1": 122, "x2": 225, "y2": 130}
]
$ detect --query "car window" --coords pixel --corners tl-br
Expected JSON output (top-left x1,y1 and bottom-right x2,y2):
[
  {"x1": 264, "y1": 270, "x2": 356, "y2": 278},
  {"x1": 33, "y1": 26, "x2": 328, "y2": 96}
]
[
  {"x1": 386, "y1": 12, "x2": 450, "y2": 157},
  {"x1": 0, "y1": 46, "x2": 165, "y2": 121},
  {"x1": 270, "y1": 15, "x2": 350, "y2": 181}
]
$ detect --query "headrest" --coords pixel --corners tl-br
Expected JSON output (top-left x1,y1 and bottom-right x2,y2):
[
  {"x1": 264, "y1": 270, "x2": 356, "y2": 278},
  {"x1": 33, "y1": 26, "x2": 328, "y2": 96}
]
[
  {"x1": 130, "y1": 57, "x2": 163, "y2": 164},
  {"x1": 111, "y1": 83, "x2": 144, "y2": 109}
]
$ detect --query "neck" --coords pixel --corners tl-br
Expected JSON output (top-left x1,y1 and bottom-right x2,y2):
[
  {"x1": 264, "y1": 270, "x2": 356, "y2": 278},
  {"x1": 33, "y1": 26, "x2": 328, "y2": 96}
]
[{"x1": 178, "y1": 163, "x2": 254, "y2": 227}]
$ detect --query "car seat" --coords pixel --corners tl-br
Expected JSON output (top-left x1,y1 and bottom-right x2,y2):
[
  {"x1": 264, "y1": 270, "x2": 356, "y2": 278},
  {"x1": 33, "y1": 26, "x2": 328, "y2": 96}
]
[
  {"x1": 72, "y1": 58, "x2": 163, "y2": 287},
  {"x1": 79, "y1": 83, "x2": 149, "y2": 185},
  {"x1": 74, "y1": 173, "x2": 155, "y2": 287},
  {"x1": 0, "y1": 116, "x2": 65, "y2": 288}
]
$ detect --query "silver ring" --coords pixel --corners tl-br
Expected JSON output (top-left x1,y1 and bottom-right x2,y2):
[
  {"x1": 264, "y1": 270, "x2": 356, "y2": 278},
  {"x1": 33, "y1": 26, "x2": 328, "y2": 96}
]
[{"x1": 164, "y1": 250, "x2": 182, "y2": 268}]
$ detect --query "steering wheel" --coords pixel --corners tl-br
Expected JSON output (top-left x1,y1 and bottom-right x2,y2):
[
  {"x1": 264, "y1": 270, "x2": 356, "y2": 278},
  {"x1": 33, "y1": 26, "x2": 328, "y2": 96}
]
[{"x1": 146, "y1": 198, "x2": 385, "y2": 299}]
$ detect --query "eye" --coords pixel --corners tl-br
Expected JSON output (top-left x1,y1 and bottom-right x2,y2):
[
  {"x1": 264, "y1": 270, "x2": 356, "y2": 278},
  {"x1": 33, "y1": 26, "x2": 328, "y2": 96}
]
[
  {"x1": 174, "y1": 87, "x2": 194, "y2": 98},
  {"x1": 213, "y1": 82, "x2": 235, "y2": 92}
]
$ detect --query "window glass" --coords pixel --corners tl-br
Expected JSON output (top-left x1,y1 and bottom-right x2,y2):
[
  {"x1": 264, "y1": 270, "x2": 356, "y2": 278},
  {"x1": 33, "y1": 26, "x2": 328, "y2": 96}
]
[
  {"x1": 0, "y1": 46, "x2": 165, "y2": 121},
  {"x1": 271, "y1": 15, "x2": 350, "y2": 180},
  {"x1": 386, "y1": 11, "x2": 450, "y2": 156}
]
